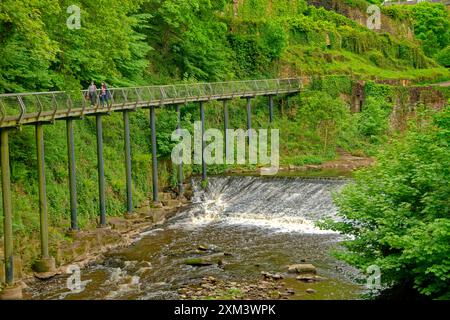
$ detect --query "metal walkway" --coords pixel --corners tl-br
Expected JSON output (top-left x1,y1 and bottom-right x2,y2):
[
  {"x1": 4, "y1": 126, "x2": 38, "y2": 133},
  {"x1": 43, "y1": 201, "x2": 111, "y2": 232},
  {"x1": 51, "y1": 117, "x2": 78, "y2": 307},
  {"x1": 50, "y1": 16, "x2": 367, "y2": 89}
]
[{"x1": 0, "y1": 78, "x2": 300, "y2": 128}]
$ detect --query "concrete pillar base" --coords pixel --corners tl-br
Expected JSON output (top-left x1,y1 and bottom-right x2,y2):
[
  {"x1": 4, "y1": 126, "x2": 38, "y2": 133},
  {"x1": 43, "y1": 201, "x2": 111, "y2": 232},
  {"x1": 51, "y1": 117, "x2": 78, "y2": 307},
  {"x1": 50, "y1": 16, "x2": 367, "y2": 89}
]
[
  {"x1": 33, "y1": 257, "x2": 56, "y2": 273},
  {"x1": 152, "y1": 201, "x2": 163, "y2": 208},
  {"x1": 0, "y1": 285, "x2": 23, "y2": 300}
]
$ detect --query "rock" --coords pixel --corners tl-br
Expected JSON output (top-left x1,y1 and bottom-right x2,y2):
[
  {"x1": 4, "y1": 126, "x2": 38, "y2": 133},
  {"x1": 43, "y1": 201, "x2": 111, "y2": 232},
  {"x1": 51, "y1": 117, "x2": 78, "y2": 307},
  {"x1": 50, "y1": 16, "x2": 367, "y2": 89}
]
[
  {"x1": 108, "y1": 217, "x2": 132, "y2": 233},
  {"x1": 136, "y1": 261, "x2": 152, "y2": 269},
  {"x1": 162, "y1": 199, "x2": 180, "y2": 208},
  {"x1": 184, "y1": 253, "x2": 225, "y2": 266},
  {"x1": 34, "y1": 271, "x2": 57, "y2": 280},
  {"x1": 149, "y1": 208, "x2": 166, "y2": 223},
  {"x1": 184, "y1": 258, "x2": 214, "y2": 266},
  {"x1": 296, "y1": 274, "x2": 325, "y2": 282},
  {"x1": 136, "y1": 267, "x2": 152, "y2": 276},
  {"x1": 198, "y1": 245, "x2": 209, "y2": 251},
  {"x1": 286, "y1": 288, "x2": 295, "y2": 295},
  {"x1": 261, "y1": 271, "x2": 284, "y2": 280},
  {"x1": 306, "y1": 288, "x2": 316, "y2": 294},
  {"x1": 287, "y1": 264, "x2": 317, "y2": 274},
  {"x1": 183, "y1": 190, "x2": 193, "y2": 200},
  {"x1": 158, "y1": 192, "x2": 172, "y2": 201}
]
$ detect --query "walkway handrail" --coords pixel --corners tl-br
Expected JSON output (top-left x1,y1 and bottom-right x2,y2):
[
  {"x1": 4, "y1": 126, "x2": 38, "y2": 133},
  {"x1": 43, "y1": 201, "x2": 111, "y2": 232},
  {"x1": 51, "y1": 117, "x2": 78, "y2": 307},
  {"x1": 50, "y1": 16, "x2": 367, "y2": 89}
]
[{"x1": 0, "y1": 78, "x2": 301, "y2": 128}]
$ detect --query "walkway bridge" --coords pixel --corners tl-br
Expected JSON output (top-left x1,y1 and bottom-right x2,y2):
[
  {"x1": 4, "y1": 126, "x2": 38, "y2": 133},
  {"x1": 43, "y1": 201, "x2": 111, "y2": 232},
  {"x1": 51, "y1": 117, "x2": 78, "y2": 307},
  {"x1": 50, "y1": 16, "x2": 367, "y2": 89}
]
[{"x1": 0, "y1": 78, "x2": 300, "y2": 293}]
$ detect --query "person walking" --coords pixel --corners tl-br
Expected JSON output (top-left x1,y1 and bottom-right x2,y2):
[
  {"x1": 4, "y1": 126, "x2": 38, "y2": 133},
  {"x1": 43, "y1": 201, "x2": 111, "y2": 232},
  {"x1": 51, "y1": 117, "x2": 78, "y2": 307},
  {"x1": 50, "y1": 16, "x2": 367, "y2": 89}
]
[
  {"x1": 100, "y1": 82, "x2": 110, "y2": 107},
  {"x1": 87, "y1": 81, "x2": 97, "y2": 107}
]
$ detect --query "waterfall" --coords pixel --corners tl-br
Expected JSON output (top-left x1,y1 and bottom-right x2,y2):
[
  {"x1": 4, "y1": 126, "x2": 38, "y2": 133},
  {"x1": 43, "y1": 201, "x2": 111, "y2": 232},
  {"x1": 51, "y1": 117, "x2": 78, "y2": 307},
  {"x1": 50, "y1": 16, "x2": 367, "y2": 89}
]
[{"x1": 175, "y1": 176, "x2": 347, "y2": 234}]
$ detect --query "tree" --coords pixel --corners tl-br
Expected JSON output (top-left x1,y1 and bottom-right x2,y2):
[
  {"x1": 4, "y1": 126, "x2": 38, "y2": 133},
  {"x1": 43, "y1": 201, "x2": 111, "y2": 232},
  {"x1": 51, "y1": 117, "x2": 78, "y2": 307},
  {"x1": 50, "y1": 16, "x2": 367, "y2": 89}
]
[
  {"x1": 411, "y1": 3, "x2": 450, "y2": 57},
  {"x1": 324, "y1": 106, "x2": 450, "y2": 299},
  {"x1": 142, "y1": 0, "x2": 232, "y2": 81}
]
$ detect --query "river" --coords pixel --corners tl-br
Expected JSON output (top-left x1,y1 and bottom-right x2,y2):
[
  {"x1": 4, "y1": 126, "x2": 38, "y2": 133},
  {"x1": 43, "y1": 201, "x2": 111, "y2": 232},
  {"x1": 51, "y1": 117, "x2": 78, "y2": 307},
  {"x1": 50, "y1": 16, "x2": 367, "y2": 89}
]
[{"x1": 26, "y1": 176, "x2": 365, "y2": 300}]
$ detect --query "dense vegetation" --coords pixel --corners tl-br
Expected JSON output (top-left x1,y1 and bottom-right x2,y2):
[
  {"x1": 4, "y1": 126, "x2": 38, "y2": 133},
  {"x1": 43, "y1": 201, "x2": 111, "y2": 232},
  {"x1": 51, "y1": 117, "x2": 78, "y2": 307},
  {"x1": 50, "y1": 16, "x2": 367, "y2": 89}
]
[
  {"x1": 325, "y1": 106, "x2": 450, "y2": 299},
  {"x1": 0, "y1": 0, "x2": 449, "y2": 298},
  {"x1": 1, "y1": 0, "x2": 449, "y2": 92},
  {"x1": 383, "y1": 2, "x2": 450, "y2": 67}
]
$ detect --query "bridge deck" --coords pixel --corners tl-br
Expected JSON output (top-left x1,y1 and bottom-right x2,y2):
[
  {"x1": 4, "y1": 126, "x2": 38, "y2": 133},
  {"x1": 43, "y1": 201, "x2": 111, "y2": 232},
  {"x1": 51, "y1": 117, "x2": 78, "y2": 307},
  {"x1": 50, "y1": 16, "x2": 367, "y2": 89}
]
[{"x1": 0, "y1": 78, "x2": 300, "y2": 128}]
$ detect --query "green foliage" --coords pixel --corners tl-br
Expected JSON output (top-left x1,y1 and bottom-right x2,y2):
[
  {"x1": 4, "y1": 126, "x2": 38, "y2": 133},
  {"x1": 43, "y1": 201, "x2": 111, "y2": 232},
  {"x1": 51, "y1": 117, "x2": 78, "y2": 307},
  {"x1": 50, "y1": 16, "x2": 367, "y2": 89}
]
[
  {"x1": 357, "y1": 97, "x2": 392, "y2": 141},
  {"x1": 0, "y1": 0, "x2": 151, "y2": 92},
  {"x1": 436, "y1": 46, "x2": 450, "y2": 68},
  {"x1": 410, "y1": 3, "x2": 450, "y2": 57},
  {"x1": 227, "y1": 34, "x2": 271, "y2": 77},
  {"x1": 383, "y1": 3, "x2": 450, "y2": 60},
  {"x1": 325, "y1": 106, "x2": 450, "y2": 299},
  {"x1": 143, "y1": 0, "x2": 232, "y2": 81}
]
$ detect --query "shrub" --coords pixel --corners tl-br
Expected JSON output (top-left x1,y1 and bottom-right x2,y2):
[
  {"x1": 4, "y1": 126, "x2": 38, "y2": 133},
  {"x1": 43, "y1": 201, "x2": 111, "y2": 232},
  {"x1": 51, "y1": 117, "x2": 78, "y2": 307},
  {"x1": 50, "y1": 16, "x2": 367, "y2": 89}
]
[{"x1": 325, "y1": 106, "x2": 450, "y2": 299}]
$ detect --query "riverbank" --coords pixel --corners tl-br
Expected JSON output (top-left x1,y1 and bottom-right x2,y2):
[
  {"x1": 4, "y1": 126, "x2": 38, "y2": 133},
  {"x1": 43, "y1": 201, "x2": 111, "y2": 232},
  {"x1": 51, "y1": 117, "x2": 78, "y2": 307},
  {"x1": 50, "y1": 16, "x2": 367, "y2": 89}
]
[{"x1": 1, "y1": 190, "x2": 192, "y2": 295}]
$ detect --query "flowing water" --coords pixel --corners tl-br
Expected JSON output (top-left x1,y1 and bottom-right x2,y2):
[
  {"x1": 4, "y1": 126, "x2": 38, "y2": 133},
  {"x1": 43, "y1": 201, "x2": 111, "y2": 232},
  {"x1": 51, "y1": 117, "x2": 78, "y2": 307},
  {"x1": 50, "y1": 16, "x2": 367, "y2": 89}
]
[{"x1": 27, "y1": 176, "x2": 365, "y2": 300}]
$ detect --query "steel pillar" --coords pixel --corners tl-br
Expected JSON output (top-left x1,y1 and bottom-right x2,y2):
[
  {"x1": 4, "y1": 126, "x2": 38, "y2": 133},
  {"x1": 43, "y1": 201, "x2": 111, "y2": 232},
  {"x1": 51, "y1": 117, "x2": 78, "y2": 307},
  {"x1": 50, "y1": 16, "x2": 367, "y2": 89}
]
[
  {"x1": 176, "y1": 105, "x2": 184, "y2": 196},
  {"x1": 96, "y1": 114, "x2": 106, "y2": 226},
  {"x1": 269, "y1": 95, "x2": 274, "y2": 123},
  {"x1": 223, "y1": 100, "x2": 229, "y2": 158},
  {"x1": 123, "y1": 110, "x2": 133, "y2": 214},
  {"x1": 246, "y1": 98, "x2": 252, "y2": 145},
  {"x1": 36, "y1": 124, "x2": 49, "y2": 259},
  {"x1": 200, "y1": 102, "x2": 206, "y2": 181},
  {"x1": 150, "y1": 106, "x2": 159, "y2": 202},
  {"x1": 66, "y1": 119, "x2": 78, "y2": 231},
  {"x1": 1, "y1": 129, "x2": 14, "y2": 285}
]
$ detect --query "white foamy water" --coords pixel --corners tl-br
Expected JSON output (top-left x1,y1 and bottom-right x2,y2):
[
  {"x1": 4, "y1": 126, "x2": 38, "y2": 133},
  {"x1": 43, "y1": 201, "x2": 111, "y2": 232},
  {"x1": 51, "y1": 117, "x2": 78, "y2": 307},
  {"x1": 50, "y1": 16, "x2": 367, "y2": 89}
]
[{"x1": 171, "y1": 176, "x2": 346, "y2": 234}]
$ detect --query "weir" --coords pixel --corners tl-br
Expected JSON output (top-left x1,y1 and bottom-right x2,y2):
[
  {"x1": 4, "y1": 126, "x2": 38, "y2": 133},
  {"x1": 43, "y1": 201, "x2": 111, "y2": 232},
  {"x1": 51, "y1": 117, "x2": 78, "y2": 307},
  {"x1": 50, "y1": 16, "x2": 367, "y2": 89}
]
[{"x1": 0, "y1": 78, "x2": 300, "y2": 296}]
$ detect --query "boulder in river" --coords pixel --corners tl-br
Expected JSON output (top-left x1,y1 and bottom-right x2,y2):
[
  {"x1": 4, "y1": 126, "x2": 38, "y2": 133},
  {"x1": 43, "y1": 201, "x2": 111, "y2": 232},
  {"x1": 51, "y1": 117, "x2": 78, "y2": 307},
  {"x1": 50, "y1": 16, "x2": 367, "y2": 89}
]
[
  {"x1": 184, "y1": 253, "x2": 225, "y2": 266},
  {"x1": 287, "y1": 263, "x2": 317, "y2": 274},
  {"x1": 296, "y1": 274, "x2": 325, "y2": 282},
  {"x1": 261, "y1": 271, "x2": 284, "y2": 280}
]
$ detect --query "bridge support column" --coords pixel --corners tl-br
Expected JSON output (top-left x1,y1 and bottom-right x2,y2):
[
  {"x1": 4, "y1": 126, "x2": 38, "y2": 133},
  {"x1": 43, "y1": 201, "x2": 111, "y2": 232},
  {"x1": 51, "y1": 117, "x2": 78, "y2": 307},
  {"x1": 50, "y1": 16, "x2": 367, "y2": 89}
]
[
  {"x1": 66, "y1": 119, "x2": 78, "y2": 231},
  {"x1": 268, "y1": 95, "x2": 274, "y2": 123},
  {"x1": 223, "y1": 100, "x2": 229, "y2": 159},
  {"x1": 33, "y1": 124, "x2": 55, "y2": 273},
  {"x1": 150, "y1": 106, "x2": 159, "y2": 203},
  {"x1": 246, "y1": 97, "x2": 252, "y2": 145},
  {"x1": 200, "y1": 101, "x2": 206, "y2": 182},
  {"x1": 96, "y1": 115, "x2": 107, "y2": 227},
  {"x1": 0, "y1": 129, "x2": 23, "y2": 299},
  {"x1": 123, "y1": 111, "x2": 133, "y2": 215},
  {"x1": 176, "y1": 105, "x2": 183, "y2": 196}
]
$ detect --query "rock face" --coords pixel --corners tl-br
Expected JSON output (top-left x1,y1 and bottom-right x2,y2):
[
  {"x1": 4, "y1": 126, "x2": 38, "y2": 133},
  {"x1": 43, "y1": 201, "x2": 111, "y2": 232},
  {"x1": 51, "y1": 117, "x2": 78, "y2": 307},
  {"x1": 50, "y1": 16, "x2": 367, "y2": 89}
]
[{"x1": 287, "y1": 264, "x2": 317, "y2": 274}]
